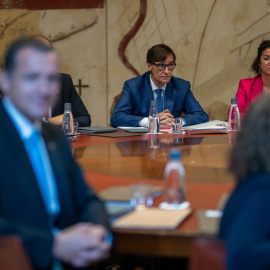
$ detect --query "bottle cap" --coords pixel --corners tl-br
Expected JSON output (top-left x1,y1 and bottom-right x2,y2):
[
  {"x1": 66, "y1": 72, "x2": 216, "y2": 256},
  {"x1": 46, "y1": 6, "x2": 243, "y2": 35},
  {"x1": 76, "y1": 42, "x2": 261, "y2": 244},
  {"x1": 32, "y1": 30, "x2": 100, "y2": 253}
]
[
  {"x1": 64, "y1": 103, "x2": 71, "y2": 109},
  {"x1": 169, "y1": 149, "x2": 181, "y2": 160},
  {"x1": 231, "y1": 98, "x2": 237, "y2": 104},
  {"x1": 150, "y1": 100, "x2": 157, "y2": 106}
]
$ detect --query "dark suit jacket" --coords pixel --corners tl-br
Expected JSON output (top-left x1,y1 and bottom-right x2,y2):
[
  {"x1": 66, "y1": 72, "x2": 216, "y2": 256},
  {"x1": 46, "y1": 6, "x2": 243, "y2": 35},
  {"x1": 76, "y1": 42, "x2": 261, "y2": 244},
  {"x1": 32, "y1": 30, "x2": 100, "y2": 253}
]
[
  {"x1": 110, "y1": 72, "x2": 209, "y2": 127},
  {"x1": 219, "y1": 173, "x2": 270, "y2": 270},
  {"x1": 53, "y1": 73, "x2": 91, "y2": 127},
  {"x1": 0, "y1": 101, "x2": 108, "y2": 270}
]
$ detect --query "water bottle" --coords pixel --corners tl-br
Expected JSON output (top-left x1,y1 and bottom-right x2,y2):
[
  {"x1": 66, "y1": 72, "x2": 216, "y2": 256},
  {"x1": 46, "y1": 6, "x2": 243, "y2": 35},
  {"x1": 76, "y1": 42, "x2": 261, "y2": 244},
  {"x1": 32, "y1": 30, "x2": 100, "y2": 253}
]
[
  {"x1": 148, "y1": 100, "x2": 160, "y2": 133},
  {"x1": 62, "y1": 103, "x2": 74, "y2": 135},
  {"x1": 163, "y1": 149, "x2": 185, "y2": 204},
  {"x1": 228, "y1": 98, "x2": 240, "y2": 131}
]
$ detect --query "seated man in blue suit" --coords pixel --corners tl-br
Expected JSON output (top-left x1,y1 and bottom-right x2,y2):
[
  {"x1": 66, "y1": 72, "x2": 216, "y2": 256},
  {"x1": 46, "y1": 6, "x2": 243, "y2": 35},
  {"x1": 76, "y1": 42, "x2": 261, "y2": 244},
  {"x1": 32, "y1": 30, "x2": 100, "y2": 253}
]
[{"x1": 110, "y1": 44, "x2": 209, "y2": 128}]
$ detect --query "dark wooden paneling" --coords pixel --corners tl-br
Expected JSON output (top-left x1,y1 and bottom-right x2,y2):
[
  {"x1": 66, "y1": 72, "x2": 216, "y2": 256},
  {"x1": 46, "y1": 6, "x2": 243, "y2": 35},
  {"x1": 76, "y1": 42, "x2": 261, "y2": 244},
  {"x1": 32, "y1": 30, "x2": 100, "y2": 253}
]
[
  {"x1": 35, "y1": 0, "x2": 73, "y2": 9},
  {"x1": 72, "y1": 0, "x2": 104, "y2": 9},
  {"x1": 0, "y1": 0, "x2": 104, "y2": 9}
]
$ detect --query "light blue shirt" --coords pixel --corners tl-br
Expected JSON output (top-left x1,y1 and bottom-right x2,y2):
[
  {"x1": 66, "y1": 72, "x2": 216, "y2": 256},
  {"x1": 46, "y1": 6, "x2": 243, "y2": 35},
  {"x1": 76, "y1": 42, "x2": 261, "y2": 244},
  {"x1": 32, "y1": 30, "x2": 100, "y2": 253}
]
[{"x1": 2, "y1": 97, "x2": 60, "y2": 226}]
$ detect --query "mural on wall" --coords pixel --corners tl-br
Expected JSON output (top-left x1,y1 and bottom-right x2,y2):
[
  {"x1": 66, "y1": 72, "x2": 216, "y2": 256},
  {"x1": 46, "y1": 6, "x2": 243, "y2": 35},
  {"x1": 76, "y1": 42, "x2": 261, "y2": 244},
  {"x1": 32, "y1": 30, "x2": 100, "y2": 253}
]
[
  {"x1": 1, "y1": 0, "x2": 270, "y2": 125},
  {"x1": 0, "y1": 0, "x2": 104, "y2": 9},
  {"x1": 0, "y1": 2, "x2": 107, "y2": 125},
  {"x1": 108, "y1": 0, "x2": 270, "y2": 121}
]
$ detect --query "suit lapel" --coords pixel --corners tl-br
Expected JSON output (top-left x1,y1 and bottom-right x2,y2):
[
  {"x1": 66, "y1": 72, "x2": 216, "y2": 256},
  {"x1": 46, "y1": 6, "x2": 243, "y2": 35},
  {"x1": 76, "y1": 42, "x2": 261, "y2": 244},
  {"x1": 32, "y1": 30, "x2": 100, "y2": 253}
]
[
  {"x1": 0, "y1": 101, "x2": 50, "y2": 226},
  {"x1": 164, "y1": 79, "x2": 176, "y2": 113},
  {"x1": 140, "y1": 73, "x2": 154, "y2": 110},
  {"x1": 251, "y1": 75, "x2": 263, "y2": 101}
]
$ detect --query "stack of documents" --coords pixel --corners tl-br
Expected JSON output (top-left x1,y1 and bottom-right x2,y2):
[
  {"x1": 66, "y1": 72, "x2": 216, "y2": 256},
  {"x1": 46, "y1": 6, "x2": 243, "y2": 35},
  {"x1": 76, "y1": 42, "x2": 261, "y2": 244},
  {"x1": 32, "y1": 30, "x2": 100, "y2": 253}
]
[{"x1": 184, "y1": 120, "x2": 228, "y2": 135}]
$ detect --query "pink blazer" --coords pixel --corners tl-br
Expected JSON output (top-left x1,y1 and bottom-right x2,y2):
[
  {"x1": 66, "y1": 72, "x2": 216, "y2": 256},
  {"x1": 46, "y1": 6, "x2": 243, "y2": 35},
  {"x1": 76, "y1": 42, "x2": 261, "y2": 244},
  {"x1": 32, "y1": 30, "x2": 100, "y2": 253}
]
[{"x1": 235, "y1": 75, "x2": 263, "y2": 118}]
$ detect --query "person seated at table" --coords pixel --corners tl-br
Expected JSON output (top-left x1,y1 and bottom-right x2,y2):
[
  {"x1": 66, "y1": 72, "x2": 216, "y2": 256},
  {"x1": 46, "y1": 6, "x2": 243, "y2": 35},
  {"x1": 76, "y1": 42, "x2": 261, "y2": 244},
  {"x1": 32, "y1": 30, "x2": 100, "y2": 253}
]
[
  {"x1": 32, "y1": 35, "x2": 91, "y2": 127},
  {"x1": 219, "y1": 94, "x2": 270, "y2": 270},
  {"x1": 110, "y1": 44, "x2": 208, "y2": 128},
  {"x1": 234, "y1": 40, "x2": 270, "y2": 118},
  {"x1": 0, "y1": 38, "x2": 111, "y2": 269}
]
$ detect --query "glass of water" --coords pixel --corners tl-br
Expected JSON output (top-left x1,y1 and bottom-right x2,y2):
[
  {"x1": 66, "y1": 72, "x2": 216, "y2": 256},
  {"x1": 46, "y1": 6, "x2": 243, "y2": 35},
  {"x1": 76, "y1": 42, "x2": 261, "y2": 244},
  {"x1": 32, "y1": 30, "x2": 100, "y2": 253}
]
[
  {"x1": 130, "y1": 183, "x2": 153, "y2": 210},
  {"x1": 171, "y1": 118, "x2": 184, "y2": 133},
  {"x1": 74, "y1": 122, "x2": 78, "y2": 135}
]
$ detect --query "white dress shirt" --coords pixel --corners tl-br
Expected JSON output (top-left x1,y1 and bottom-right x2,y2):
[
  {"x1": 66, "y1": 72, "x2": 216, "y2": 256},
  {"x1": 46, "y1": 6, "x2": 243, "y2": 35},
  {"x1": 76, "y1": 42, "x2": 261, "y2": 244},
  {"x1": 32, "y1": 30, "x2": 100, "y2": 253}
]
[{"x1": 139, "y1": 77, "x2": 167, "y2": 127}]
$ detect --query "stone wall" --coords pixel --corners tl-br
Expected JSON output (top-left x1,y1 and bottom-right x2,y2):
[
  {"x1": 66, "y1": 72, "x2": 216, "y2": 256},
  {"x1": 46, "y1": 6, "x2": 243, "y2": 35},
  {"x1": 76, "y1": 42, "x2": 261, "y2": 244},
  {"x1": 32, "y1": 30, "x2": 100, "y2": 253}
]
[{"x1": 1, "y1": 0, "x2": 270, "y2": 125}]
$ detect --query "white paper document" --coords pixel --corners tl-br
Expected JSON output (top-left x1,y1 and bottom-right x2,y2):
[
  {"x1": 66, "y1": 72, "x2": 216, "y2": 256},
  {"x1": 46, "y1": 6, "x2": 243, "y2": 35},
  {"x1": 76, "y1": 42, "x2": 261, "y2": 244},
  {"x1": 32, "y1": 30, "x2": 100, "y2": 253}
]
[
  {"x1": 117, "y1": 127, "x2": 148, "y2": 133},
  {"x1": 183, "y1": 120, "x2": 228, "y2": 134}
]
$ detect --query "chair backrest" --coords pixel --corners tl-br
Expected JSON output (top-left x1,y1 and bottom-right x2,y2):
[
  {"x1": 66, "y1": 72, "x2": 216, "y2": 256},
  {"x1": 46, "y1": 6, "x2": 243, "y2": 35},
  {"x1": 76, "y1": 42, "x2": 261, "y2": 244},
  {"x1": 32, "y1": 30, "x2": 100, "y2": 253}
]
[
  {"x1": 0, "y1": 235, "x2": 33, "y2": 270},
  {"x1": 189, "y1": 238, "x2": 226, "y2": 270}
]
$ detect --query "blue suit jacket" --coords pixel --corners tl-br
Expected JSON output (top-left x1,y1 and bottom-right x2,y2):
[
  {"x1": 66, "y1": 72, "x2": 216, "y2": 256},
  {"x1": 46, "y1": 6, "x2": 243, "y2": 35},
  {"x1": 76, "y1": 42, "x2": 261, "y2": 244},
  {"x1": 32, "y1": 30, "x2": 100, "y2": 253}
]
[
  {"x1": 110, "y1": 72, "x2": 208, "y2": 127},
  {"x1": 219, "y1": 173, "x2": 270, "y2": 270}
]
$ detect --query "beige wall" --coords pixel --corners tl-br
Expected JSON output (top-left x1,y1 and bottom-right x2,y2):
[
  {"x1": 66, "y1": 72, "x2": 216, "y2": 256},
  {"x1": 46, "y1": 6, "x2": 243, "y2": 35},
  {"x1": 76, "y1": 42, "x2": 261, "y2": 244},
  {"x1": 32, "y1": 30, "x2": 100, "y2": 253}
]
[{"x1": 1, "y1": 0, "x2": 270, "y2": 125}]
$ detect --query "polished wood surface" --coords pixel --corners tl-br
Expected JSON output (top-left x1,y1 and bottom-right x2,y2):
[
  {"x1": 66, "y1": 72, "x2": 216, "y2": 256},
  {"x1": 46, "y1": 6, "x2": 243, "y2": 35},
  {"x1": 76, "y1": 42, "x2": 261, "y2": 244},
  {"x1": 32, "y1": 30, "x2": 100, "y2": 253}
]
[
  {"x1": 71, "y1": 132, "x2": 235, "y2": 257},
  {"x1": 73, "y1": 133, "x2": 235, "y2": 184},
  {"x1": 0, "y1": 236, "x2": 33, "y2": 270},
  {"x1": 84, "y1": 172, "x2": 233, "y2": 257}
]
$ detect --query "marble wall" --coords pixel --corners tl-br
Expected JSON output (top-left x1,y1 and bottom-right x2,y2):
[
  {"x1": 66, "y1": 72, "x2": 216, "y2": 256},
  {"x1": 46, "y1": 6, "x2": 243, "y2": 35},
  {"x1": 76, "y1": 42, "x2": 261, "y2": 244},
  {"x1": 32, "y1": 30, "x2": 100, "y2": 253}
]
[{"x1": 1, "y1": 0, "x2": 270, "y2": 125}]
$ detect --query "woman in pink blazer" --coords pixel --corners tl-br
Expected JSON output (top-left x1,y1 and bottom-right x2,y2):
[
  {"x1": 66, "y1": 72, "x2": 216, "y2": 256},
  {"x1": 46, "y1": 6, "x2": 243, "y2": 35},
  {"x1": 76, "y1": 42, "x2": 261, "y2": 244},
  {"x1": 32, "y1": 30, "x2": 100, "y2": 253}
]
[{"x1": 236, "y1": 40, "x2": 270, "y2": 118}]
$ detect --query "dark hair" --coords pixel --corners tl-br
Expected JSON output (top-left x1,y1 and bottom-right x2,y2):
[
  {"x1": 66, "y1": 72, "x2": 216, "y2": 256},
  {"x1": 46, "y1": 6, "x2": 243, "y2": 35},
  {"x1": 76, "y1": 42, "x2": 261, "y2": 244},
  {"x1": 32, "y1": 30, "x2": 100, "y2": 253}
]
[
  {"x1": 230, "y1": 94, "x2": 270, "y2": 180},
  {"x1": 146, "y1": 44, "x2": 176, "y2": 64},
  {"x1": 251, "y1": 40, "x2": 270, "y2": 74},
  {"x1": 4, "y1": 38, "x2": 54, "y2": 74}
]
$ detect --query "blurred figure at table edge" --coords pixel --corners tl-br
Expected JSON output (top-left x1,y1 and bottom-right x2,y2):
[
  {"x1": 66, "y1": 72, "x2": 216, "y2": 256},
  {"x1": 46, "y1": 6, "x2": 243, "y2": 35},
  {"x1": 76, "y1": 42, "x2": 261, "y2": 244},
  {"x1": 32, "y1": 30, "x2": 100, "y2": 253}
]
[
  {"x1": 219, "y1": 94, "x2": 270, "y2": 270},
  {"x1": 32, "y1": 35, "x2": 91, "y2": 127},
  {"x1": 234, "y1": 40, "x2": 270, "y2": 119},
  {"x1": 0, "y1": 38, "x2": 111, "y2": 269},
  {"x1": 110, "y1": 44, "x2": 209, "y2": 128}
]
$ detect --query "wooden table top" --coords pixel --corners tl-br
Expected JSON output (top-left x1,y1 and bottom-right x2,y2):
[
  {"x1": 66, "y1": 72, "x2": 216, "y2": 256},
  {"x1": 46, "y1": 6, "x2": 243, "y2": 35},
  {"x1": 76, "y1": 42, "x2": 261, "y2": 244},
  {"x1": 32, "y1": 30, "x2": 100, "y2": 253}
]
[
  {"x1": 73, "y1": 132, "x2": 234, "y2": 184},
  {"x1": 71, "y1": 131, "x2": 235, "y2": 257}
]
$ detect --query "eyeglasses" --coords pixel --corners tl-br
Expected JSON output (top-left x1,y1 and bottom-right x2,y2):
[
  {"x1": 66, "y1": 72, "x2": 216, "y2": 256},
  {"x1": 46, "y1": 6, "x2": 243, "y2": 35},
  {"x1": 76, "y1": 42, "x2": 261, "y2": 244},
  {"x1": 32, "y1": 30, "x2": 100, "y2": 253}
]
[{"x1": 152, "y1": 63, "x2": 176, "y2": 71}]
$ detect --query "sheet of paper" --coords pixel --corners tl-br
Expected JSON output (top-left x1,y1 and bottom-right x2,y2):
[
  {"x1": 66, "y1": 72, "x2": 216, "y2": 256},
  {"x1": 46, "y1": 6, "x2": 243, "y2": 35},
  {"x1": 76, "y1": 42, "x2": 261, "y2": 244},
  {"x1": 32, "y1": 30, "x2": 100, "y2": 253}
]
[
  {"x1": 183, "y1": 120, "x2": 228, "y2": 134},
  {"x1": 112, "y1": 207, "x2": 192, "y2": 230},
  {"x1": 184, "y1": 120, "x2": 228, "y2": 130},
  {"x1": 198, "y1": 210, "x2": 222, "y2": 235}
]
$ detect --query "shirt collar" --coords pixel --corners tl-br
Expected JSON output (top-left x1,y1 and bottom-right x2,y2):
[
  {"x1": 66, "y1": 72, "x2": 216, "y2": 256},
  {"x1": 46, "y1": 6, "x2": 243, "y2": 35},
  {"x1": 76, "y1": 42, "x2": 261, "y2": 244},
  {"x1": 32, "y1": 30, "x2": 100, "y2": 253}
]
[
  {"x1": 2, "y1": 97, "x2": 41, "y2": 142},
  {"x1": 149, "y1": 76, "x2": 166, "y2": 92}
]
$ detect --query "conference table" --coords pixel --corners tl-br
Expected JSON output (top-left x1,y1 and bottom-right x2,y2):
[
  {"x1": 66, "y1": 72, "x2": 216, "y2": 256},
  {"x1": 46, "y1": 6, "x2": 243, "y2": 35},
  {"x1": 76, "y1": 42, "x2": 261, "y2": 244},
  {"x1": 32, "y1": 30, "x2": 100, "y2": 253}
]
[{"x1": 71, "y1": 131, "x2": 235, "y2": 258}]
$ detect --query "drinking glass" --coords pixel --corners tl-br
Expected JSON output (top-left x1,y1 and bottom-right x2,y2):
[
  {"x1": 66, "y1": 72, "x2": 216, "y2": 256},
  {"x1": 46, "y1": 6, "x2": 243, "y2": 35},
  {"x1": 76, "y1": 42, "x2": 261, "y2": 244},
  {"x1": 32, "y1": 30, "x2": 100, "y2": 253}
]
[
  {"x1": 171, "y1": 118, "x2": 184, "y2": 133},
  {"x1": 74, "y1": 122, "x2": 78, "y2": 135},
  {"x1": 130, "y1": 183, "x2": 153, "y2": 210}
]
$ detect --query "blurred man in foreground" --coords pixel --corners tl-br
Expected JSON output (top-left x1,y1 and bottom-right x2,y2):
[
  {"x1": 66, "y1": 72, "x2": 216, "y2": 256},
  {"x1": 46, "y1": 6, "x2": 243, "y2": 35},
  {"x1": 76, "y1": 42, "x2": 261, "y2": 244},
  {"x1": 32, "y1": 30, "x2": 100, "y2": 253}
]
[{"x1": 0, "y1": 39, "x2": 111, "y2": 269}]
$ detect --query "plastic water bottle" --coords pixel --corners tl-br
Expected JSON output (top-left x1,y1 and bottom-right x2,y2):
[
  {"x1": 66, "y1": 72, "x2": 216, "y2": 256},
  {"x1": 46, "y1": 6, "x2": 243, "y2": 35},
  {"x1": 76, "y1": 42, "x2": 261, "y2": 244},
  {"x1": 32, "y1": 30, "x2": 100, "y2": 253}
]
[
  {"x1": 148, "y1": 100, "x2": 160, "y2": 133},
  {"x1": 228, "y1": 98, "x2": 240, "y2": 131},
  {"x1": 62, "y1": 103, "x2": 74, "y2": 135},
  {"x1": 163, "y1": 149, "x2": 185, "y2": 204}
]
